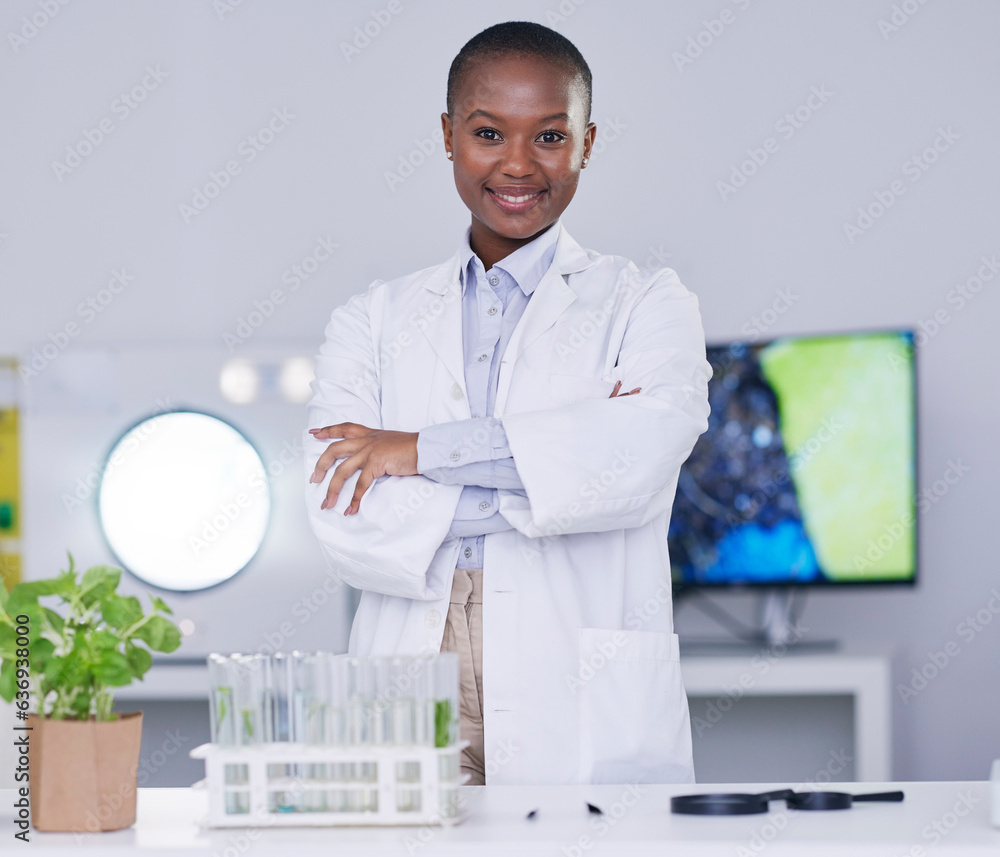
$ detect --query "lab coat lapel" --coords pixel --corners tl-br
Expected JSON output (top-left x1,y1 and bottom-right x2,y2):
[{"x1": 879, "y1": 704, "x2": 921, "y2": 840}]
[
  {"x1": 415, "y1": 222, "x2": 594, "y2": 418},
  {"x1": 496, "y1": 223, "x2": 594, "y2": 414},
  {"x1": 414, "y1": 252, "x2": 468, "y2": 420}
]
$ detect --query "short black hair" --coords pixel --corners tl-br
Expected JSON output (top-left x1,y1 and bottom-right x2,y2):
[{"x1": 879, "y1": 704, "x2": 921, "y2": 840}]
[{"x1": 447, "y1": 21, "x2": 592, "y2": 124}]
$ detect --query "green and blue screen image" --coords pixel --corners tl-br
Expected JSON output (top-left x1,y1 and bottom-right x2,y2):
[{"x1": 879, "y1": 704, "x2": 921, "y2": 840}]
[{"x1": 668, "y1": 330, "x2": 916, "y2": 586}]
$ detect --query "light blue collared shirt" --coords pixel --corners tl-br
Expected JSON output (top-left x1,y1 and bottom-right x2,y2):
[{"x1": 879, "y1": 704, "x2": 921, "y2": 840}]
[{"x1": 416, "y1": 219, "x2": 562, "y2": 569}]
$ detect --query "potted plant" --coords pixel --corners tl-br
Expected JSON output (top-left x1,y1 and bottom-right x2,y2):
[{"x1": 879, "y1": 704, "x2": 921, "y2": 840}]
[{"x1": 0, "y1": 553, "x2": 181, "y2": 832}]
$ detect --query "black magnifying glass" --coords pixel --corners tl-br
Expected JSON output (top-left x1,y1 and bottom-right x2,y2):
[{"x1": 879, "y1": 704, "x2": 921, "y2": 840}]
[
  {"x1": 670, "y1": 790, "x2": 795, "y2": 815},
  {"x1": 786, "y1": 790, "x2": 905, "y2": 810},
  {"x1": 671, "y1": 789, "x2": 904, "y2": 815}
]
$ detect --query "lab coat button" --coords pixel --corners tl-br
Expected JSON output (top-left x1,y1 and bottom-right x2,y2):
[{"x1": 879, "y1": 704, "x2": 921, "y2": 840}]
[
  {"x1": 489, "y1": 276, "x2": 499, "y2": 285},
  {"x1": 424, "y1": 609, "x2": 441, "y2": 629},
  {"x1": 488, "y1": 306, "x2": 498, "y2": 315},
  {"x1": 450, "y1": 382, "x2": 463, "y2": 399},
  {"x1": 479, "y1": 501, "x2": 490, "y2": 511},
  {"x1": 450, "y1": 451, "x2": 460, "y2": 461},
  {"x1": 478, "y1": 353, "x2": 488, "y2": 361}
]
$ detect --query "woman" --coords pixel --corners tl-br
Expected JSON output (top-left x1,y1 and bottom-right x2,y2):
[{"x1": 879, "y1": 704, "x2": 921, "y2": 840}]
[{"x1": 305, "y1": 21, "x2": 711, "y2": 786}]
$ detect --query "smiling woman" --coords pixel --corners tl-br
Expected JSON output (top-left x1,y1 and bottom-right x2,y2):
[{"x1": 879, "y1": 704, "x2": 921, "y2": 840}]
[{"x1": 304, "y1": 21, "x2": 712, "y2": 789}]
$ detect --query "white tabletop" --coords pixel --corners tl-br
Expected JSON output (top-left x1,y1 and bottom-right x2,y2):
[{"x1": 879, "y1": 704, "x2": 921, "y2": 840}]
[{"x1": 3, "y1": 781, "x2": 998, "y2": 855}]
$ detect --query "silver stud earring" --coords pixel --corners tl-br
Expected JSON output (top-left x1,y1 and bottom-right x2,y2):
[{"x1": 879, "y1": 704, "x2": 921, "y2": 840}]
[
  {"x1": 446, "y1": 151, "x2": 453, "y2": 160},
  {"x1": 582, "y1": 157, "x2": 589, "y2": 167}
]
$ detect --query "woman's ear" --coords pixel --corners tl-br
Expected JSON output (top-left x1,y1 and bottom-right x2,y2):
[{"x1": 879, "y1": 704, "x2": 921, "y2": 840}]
[
  {"x1": 441, "y1": 112, "x2": 453, "y2": 160},
  {"x1": 582, "y1": 121, "x2": 597, "y2": 167}
]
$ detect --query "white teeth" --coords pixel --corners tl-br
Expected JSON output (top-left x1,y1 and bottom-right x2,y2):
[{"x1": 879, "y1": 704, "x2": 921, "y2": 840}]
[{"x1": 495, "y1": 191, "x2": 540, "y2": 203}]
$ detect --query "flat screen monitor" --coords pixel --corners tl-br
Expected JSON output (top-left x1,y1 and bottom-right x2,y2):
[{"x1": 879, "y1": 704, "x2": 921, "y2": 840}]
[{"x1": 668, "y1": 329, "x2": 917, "y2": 587}]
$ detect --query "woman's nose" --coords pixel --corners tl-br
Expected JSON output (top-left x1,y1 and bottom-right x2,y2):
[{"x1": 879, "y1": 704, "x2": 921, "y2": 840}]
[{"x1": 499, "y1": 139, "x2": 534, "y2": 176}]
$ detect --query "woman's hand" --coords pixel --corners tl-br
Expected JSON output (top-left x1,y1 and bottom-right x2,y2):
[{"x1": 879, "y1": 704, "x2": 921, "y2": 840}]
[
  {"x1": 610, "y1": 380, "x2": 641, "y2": 397},
  {"x1": 308, "y1": 423, "x2": 419, "y2": 515}
]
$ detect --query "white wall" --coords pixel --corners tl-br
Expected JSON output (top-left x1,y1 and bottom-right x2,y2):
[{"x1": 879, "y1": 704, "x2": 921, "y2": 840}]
[{"x1": 1, "y1": 0, "x2": 998, "y2": 782}]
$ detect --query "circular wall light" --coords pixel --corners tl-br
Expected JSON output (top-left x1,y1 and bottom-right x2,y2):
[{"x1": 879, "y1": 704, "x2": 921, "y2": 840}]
[{"x1": 98, "y1": 411, "x2": 270, "y2": 591}]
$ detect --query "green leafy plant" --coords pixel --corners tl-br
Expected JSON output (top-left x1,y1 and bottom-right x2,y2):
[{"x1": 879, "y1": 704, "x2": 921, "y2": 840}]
[{"x1": 0, "y1": 553, "x2": 181, "y2": 720}]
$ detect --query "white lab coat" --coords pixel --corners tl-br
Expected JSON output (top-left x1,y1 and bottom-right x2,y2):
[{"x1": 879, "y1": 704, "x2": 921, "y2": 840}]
[{"x1": 304, "y1": 222, "x2": 711, "y2": 785}]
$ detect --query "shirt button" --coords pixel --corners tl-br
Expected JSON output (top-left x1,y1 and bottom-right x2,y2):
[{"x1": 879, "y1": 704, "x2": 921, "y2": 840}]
[
  {"x1": 450, "y1": 451, "x2": 460, "y2": 461},
  {"x1": 424, "y1": 609, "x2": 441, "y2": 629},
  {"x1": 479, "y1": 501, "x2": 490, "y2": 511},
  {"x1": 478, "y1": 353, "x2": 488, "y2": 362},
  {"x1": 464, "y1": 547, "x2": 472, "y2": 558},
  {"x1": 488, "y1": 306, "x2": 498, "y2": 315},
  {"x1": 451, "y1": 382, "x2": 463, "y2": 399},
  {"x1": 489, "y1": 276, "x2": 499, "y2": 286}
]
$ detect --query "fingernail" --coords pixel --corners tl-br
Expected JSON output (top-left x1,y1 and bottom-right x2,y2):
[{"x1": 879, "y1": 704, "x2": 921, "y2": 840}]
[{"x1": 320, "y1": 499, "x2": 327, "y2": 510}]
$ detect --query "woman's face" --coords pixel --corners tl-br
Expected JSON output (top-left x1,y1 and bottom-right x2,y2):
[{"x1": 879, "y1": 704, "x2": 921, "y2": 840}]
[{"x1": 442, "y1": 54, "x2": 596, "y2": 264}]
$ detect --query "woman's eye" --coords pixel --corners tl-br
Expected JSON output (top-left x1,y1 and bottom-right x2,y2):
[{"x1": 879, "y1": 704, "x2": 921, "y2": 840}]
[
  {"x1": 475, "y1": 128, "x2": 502, "y2": 141},
  {"x1": 538, "y1": 131, "x2": 566, "y2": 144}
]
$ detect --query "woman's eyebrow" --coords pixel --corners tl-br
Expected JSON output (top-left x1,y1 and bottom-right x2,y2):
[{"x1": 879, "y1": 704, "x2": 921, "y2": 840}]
[{"x1": 465, "y1": 109, "x2": 570, "y2": 123}]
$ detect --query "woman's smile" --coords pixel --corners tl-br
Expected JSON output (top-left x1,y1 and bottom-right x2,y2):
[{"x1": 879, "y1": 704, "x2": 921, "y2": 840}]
[{"x1": 487, "y1": 185, "x2": 547, "y2": 212}]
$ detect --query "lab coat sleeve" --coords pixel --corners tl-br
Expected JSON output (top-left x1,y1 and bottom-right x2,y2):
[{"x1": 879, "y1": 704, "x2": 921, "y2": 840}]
[
  {"x1": 498, "y1": 269, "x2": 712, "y2": 538},
  {"x1": 304, "y1": 280, "x2": 463, "y2": 601}
]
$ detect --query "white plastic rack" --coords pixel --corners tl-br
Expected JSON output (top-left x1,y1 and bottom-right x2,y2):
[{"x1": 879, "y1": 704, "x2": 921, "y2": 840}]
[{"x1": 190, "y1": 740, "x2": 470, "y2": 827}]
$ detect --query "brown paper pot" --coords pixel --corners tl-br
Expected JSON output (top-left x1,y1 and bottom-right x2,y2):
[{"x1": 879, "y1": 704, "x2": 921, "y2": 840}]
[{"x1": 27, "y1": 711, "x2": 143, "y2": 832}]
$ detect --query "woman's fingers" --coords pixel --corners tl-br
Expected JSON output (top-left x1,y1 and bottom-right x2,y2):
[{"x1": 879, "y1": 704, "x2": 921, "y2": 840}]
[
  {"x1": 321, "y1": 451, "x2": 365, "y2": 510},
  {"x1": 609, "y1": 380, "x2": 642, "y2": 397},
  {"x1": 310, "y1": 437, "x2": 360, "y2": 483}
]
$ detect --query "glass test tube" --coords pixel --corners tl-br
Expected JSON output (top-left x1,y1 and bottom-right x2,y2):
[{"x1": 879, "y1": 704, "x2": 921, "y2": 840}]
[
  {"x1": 344, "y1": 656, "x2": 377, "y2": 811},
  {"x1": 434, "y1": 652, "x2": 461, "y2": 787},
  {"x1": 266, "y1": 652, "x2": 295, "y2": 812}
]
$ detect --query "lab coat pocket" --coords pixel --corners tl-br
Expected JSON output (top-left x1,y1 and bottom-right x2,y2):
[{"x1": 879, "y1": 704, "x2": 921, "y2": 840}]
[
  {"x1": 577, "y1": 628, "x2": 694, "y2": 785},
  {"x1": 548, "y1": 373, "x2": 615, "y2": 406}
]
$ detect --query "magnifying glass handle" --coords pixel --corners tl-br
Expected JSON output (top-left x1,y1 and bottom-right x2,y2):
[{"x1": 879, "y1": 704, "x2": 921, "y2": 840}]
[
  {"x1": 852, "y1": 791, "x2": 905, "y2": 802},
  {"x1": 755, "y1": 789, "x2": 796, "y2": 802}
]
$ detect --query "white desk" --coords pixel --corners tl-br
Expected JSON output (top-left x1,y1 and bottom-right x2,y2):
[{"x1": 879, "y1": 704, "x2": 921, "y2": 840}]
[
  {"x1": 681, "y1": 652, "x2": 891, "y2": 781},
  {"x1": 3, "y1": 782, "x2": 997, "y2": 855}
]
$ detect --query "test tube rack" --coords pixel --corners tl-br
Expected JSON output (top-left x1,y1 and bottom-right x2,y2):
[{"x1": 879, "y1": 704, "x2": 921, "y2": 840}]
[{"x1": 190, "y1": 740, "x2": 470, "y2": 827}]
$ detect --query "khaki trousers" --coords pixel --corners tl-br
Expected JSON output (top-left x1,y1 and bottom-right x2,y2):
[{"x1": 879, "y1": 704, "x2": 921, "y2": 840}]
[{"x1": 439, "y1": 566, "x2": 485, "y2": 785}]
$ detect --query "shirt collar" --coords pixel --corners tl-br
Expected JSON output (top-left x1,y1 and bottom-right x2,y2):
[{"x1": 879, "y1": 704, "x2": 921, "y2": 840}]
[{"x1": 460, "y1": 219, "x2": 562, "y2": 297}]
